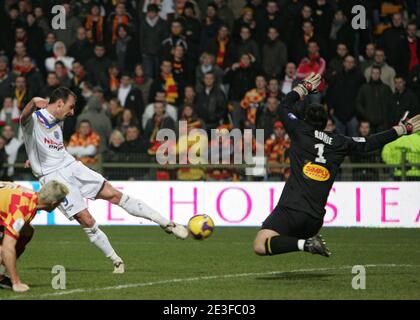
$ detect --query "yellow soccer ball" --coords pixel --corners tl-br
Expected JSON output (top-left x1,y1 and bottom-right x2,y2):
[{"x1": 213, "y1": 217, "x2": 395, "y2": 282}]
[{"x1": 188, "y1": 214, "x2": 215, "y2": 240}]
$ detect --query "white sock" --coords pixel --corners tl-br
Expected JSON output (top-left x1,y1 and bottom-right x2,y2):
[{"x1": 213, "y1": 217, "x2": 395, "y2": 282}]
[
  {"x1": 297, "y1": 239, "x2": 306, "y2": 251},
  {"x1": 83, "y1": 223, "x2": 122, "y2": 264},
  {"x1": 118, "y1": 193, "x2": 170, "y2": 227}
]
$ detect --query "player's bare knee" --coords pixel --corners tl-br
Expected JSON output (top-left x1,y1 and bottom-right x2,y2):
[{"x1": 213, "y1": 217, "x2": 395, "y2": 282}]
[
  {"x1": 253, "y1": 239, "x2": 267, "y2": 256},
  {"x1": 75, "y1": 211, "x2": 96, "y2": 228}
]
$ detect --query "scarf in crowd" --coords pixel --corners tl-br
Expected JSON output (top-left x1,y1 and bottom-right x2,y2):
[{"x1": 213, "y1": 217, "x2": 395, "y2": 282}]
[
  {"x1": 85, "y1": 15, "x2": 104, "y2": 43},
  {"x1": 109, "y1": 75, "x2": 120, "y2": 92},
  {"x1": 112, "y1": 15, "x2": 129, "y2": 44},
  {"x1": 163, "y1": 74, "x2": 178, "y2": 104},
  {"x1": 172, "y1": 59, "x2": 183, "y2": 75},
  {"x1": 216, "y1": 39, "x2": 227, "y2": 67},
  {"x1": 73, "y1": 69, "x2": 86, "y2": 86},
  {"x1": 240, "y1": 88, "x2": 266, "y2": 125},
  {"x1": 14, "y1": 89, "x2": 26, "y2": 109}
]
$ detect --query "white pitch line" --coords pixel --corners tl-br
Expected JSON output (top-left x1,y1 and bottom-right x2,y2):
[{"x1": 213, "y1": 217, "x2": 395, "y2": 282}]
[{"x1": 2, "y1": 264, "x2": 417, "y2": 300}]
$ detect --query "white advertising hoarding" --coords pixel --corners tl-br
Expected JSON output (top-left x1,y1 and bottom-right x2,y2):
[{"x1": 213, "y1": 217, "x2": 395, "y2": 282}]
[{"x1": 18, "y1": 181, "x2": 420, "y2": 228}]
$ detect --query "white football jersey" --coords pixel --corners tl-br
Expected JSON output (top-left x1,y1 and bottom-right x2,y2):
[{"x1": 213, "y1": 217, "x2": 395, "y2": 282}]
[{"x1": 21, "y1": 109, "x2": 75, "y2": 178}]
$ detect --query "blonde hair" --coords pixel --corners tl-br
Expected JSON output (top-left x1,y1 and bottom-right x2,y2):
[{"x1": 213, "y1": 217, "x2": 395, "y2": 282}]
[
  {"x1": 38, "y1": 180, "x2": 69, "y2": 204},
  {"x1": 109, "y1": 130, "x2": 125, "y2": 144}
]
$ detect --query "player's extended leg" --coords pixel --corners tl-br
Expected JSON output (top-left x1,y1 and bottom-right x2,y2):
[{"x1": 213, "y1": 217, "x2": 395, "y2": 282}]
[
  {"x1": 96, "y1": 182, "x2": 188, "y2": 239},
  {"x1": 74, "y1": 209, "x2": 125, "y2": 274}
]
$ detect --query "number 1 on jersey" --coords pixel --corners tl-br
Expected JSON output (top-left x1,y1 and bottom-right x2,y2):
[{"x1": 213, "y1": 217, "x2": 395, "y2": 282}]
[{"x1": 314, "y1": 143, "x2": 327, "y2": 164}]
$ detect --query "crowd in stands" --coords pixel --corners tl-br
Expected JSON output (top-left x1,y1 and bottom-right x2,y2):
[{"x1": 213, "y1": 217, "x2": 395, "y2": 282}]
[{"x1": 0, "y1": 0, "x2": 419, "y2": 181}]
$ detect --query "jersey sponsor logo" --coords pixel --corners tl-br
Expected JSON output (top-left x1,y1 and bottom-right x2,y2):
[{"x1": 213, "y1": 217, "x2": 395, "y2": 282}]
[
  {"x1": 303, "y1": 162, "x2": 330, "y2": 181},
  {"x1": 352, "y1": 137, "x2": 366, "y2": 142},
  {"x1": 44, "y1": 137, "x2": 64, "y2": 151}
]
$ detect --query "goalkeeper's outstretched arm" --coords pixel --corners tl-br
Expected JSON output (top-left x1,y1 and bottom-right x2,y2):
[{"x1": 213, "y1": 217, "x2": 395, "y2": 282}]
[{"x1": 346, "y1": 114, "x2": 420, "y2": 155}]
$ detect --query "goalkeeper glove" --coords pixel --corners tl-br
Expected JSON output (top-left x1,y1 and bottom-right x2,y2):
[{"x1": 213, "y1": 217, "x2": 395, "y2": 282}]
[
  {"x1": 393, "y1": 111, "x2": 420, "y2": 136},
  {"x1": 293, "y1": 72, "x2": 321, "y2": 97}
]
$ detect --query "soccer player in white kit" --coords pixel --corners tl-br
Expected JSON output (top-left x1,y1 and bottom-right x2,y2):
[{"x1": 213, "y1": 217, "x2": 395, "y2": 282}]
[{"x1": 20, "y1": 87, "x2": 189, "y2": 273}]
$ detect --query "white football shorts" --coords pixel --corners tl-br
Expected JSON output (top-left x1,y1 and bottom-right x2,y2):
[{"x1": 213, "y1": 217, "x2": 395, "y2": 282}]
[{"x1": 39, "y1": 161, "x2": 106, "y2": 220}]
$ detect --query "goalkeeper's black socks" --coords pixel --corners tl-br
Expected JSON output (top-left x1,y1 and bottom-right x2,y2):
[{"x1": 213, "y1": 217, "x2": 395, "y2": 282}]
[{"x1": 264, "y1": 235, "x2": 301, "y2": 255}]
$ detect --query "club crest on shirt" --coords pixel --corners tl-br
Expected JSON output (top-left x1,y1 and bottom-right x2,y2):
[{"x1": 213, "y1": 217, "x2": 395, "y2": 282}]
[
  {"x1": 54, "y1": 131, "x2": 60, "y2": 140},
  {"x1": 303, "y1": 162, "x2": 330, "y2": 181}
]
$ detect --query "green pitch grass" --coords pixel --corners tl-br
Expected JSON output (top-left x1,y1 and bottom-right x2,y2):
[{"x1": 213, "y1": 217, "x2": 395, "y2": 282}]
[{"x1": 1, "y1": 226, "x2": 419, "y2": 300}]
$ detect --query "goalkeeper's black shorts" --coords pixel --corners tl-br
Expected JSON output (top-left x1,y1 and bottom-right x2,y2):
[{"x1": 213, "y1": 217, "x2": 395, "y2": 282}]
[{"x1": 262, "y1": 205, "x2": 323, "y2": 239}]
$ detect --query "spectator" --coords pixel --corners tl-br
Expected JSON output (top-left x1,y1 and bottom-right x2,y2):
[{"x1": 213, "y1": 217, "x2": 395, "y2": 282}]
[
  {"x1": 196, "y1": 72, "x2": 227, "y2": 132},
  {"x1": 356, "y1": 66, "x2": 393, "y2": 133},
  {"x1": 40, "y1": 32, "x2": 56, "y2": 68},
  {"x1": 68, "y1": 27, "x2": 94, "y2": 65},
  {"x1": 214, "y1": 0, "x2": 235, "y2": 31},
  {"x1": 53, "y1": 2, "x2": 82, "y2": 48},
  {"x1": 121, "y1": 125, "x2": 148, "y2": 153},
  {"x1": 117, "y1": 108, "x2": 140, "y2": 136},
  {"x1": 199, "y1": 2, "x2": 223, "y2": 51},
  {"x1": 70, "y1": 61, "x2": 88, "y2": 95},
  {"x1": 12, "y1": 41, "x2": 27, "y2": 76},
  {"x1": 0, "y1": 56, "x2": 12, "y2": 104},
  {"x1": 108, "y1": 130, "x2": 125, "y2": 154},
  {"x1": 0, "y1": 97, "x2": 20, "y2": 134},
  {"x1": 67, "y1": 120, "x2": 101, "y2": 169},
  {"x1": 390, "y1": 76, "x2": 420, "y2": 127},
  {"x1": 224, "y1": 53, "x2": 258, "y2": 104},
  {"x1": 296, "y1": 40, "x2": 326, "y2": 103},
  {"x1": 264, "y1": 121, "x2": 291, "y2": 181},
  {"x1": 143, "y1": 91, "x2": 178, "y2": 130},
  {"x1": 328, "y1": 55, "x2": 365, "y2": 137},
  {"x1": 179, "y1": 103, "x2": 205, "y2": 132},
  {"x1": 22, "y1": 17, "x2": 44, "y2": 62},
  {"x1": 206, "y1": 24, "x2": 235, "y2": 70},
  {"x1": 85, "y1": 3, "x2": 105, "y2": 45},
  {"x1": 20, "y1": 56, "x2": 44, "y2": 94},
  {"x1": 232, "y1": 7, "x2": 257, "y2": 42},
  {"x1": 257, "y1": 96, "x2": 279, "y2": 141},
  {"x1": 76, "y1": 96, "x2": 113, "y2": 152},
  {"x1": 117, "y1": 72, "x2": 144, "y2": 120},
  {"x1": 407, "y1": 64, "x2": 420, "y2": 103},
  {"x1": 85, "y1": 44, "x2": 112, "y2": 86},
  {"x1": 33, "y1": 6, "x2": 50, "y2": 36},
  {"x1": 401, "y1": 21, "x2": 420, "y2": 76},
  {"x1": 257, "y1": 1, "x2": 284, "y2": 45},
  {"x1": 111, "y1": 24, "x2": 140, "y2": 72},
  {"x1": 326, "y1": 43, "x2": 348, "y2": 80},
  {"x1": 145, "y1": 101, "x2": 177, "y2": 155},
  {"x1": 0, "y1": 136, "x2": 7, "y2": 179},
  {"x1": 54, "y1": 61, "x2": 72, "y2": 88},
  {"x1": 171, "y1": 45, "x2": 194, "y2": 85},
  {"x1": 184, "y1": 85, "x2": 197, "y2": 106},
  {"x1": 102, "y1": 63, "x2": 120, "y2": 98},
  {"x1": 107, "y1": 98, "x2": 124, "y2": 128},
  {"x1": 234, "y1": 25, "x2": 260, "y2": 65},
  {"x1": 325, "y1": 116, "x2": 337, "y2": 133},
  {"x1": 279, "y1": 62, "x2": 298, "y2": 95},
  {"x1": 291, "y1": 20, "x2": 326, "y2": 64},
  {"x1": 1, "y1": 124, "x2": 22, "y2": 178},
  {"x1": 12, "y1": 75, "x2": 32, "y2": 110},
  {"x1": 162, "y1": 19, "x2": 188, "y2": 59},
  {"x1": 149, "y1": 60, "x2": 184, "y2": 107},
  {"x1": 364, "y1": 49, "x2": 397, "y2": 92},
  {"x1": 133, "y1": 64, "x2": 154, "y2": 107},
  {"x1": 329, "y1": 10, "x2": 354, "y2": 57},
  {"x1": 142, "y1": 0, "x2": 175, "y2": 21},
  {"x1": 195, "y1": 52, "x2": 224, "y2": 93},
  {"x1": 139, "y1": 4, "x2": 168, "y2": 80},
  {"x1": 240, "y1": 75, "x2": 267, "y2": 129},
  {"x1": 45, "y1": 41, "x2": 75, "y2": 73},
  {"x1": 179, "y1": 2, "x2": 201, "y2": 62},
  {"x1": 107, "y1": 2, "x2": 132, "y2": 45},
  {"x1": 262, "y1": 27, "x2": 287, "y2": 79},
  {"x1": 311, "y1": 0, "x2": 334, "y2": 40},
  {"x1": 351, "y1": 121, "x2": 380, "y2": 181},
  {"x1": 378, "y1": 12, "x2": 406, "y2": 76},
  {"x1": 267, "y1": 77, "x2": 284, "y2": 101},
  {"x1": 40, "y1": 72, "x2": 60, "y2": 98},
  {"x1": 359, "y1": 42, "x2": 375, "y2": 74}
]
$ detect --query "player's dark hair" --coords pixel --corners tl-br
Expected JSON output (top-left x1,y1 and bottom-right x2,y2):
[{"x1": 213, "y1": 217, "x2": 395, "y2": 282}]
[
  {"x1": 304, "y1": 103, "x2": 328, "y2": 131},
  {"x1": 49, "y1": 87, "x2": 77, "y2": 104}
]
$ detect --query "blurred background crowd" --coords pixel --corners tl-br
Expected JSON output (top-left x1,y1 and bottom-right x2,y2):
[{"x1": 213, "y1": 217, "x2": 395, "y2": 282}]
[{"x1": 0, "y1": 0, "x2": 419, "y2": 181}]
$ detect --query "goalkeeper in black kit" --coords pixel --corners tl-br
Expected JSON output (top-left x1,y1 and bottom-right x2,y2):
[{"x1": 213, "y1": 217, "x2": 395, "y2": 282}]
[{"x1": 253, "y1": 73, "x2": 420, "y2": 257}]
